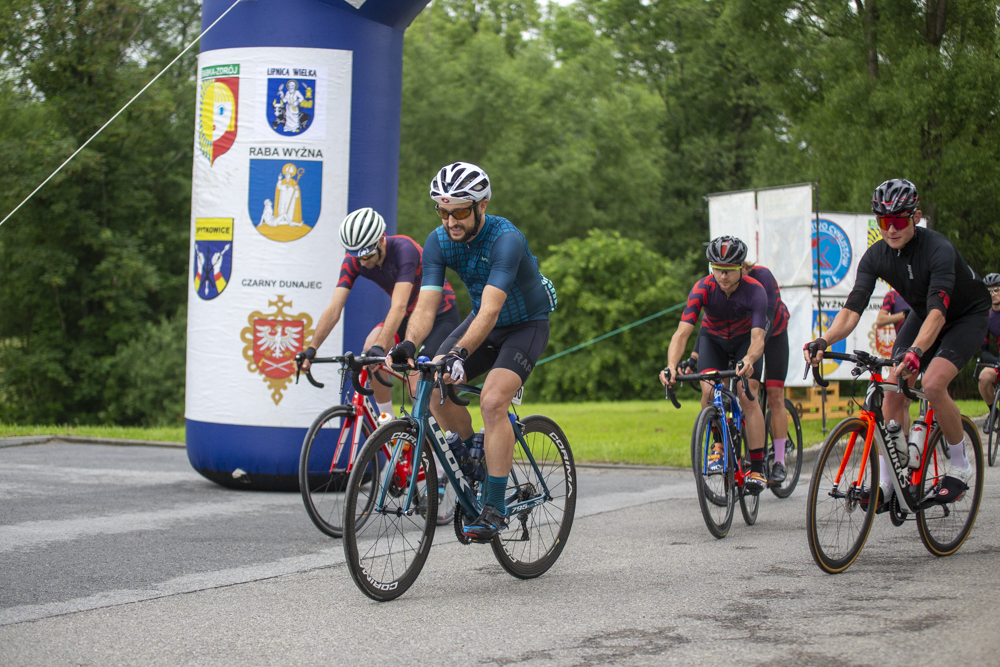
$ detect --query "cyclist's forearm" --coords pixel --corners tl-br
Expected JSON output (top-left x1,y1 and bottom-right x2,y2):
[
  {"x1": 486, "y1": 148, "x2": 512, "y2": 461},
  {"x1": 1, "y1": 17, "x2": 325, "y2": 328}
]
[
  {"x1": 376, "y1": 283, "x2": 413, "y2": 350},
  {"x1": 818, "y1": 309, "x2": 861, "y2": 346},
  {"x1": 746, "y1": 329, "x2": 765, "y2": 365},
  {"x1": 456, "y1": 286, "x2": 506, "y2": 354},
  {"x1": 403, "y1": 290, "x2": 441, "y2": 350},
  {"x1": 667, "y1": 323, "x2": 695, "y2": 370},
  {"x1": 911, "y1": 310, "x2": 946, "y2": 353},
  {"x1": 311, "y1": 290, "x2": 349, "y2": 351}
]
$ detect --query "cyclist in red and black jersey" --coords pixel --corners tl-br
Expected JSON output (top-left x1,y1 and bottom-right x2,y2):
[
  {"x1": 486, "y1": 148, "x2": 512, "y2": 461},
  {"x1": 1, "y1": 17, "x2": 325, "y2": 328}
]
[
  {"x1": 661, "y1": 236, "x2": 770, "y2": 492},
  {"x1": 977, "y1": 273, "x2": 1000, "y2": 432},
  {"x1": 877, "y1": 289, "x2": 911, "y2": 335},
  {"x1": 805, "y1": 179, "x2": 990, "y2": 506},
  {"x1": 302, "y1": 208, "x2": 460, "y2": 418},
  {"x1": 685, "y1": 262, "x2": 793, "y2": 483}
]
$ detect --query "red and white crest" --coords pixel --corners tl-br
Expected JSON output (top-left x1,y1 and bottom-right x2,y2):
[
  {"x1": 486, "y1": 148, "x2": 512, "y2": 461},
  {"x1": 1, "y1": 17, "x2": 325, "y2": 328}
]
[{"x1": 252, "y1": 319, "x2": 303, "y2": 379}]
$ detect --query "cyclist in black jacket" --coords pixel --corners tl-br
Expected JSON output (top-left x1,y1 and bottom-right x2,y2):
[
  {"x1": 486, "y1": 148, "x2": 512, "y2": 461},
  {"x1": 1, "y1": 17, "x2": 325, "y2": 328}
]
[
  {"x1": 804, "y1": 179, "x2": 990, "y2": 507},
  {"x1": 978, "y1": 272, "x2": 1000, "y2": 432}
]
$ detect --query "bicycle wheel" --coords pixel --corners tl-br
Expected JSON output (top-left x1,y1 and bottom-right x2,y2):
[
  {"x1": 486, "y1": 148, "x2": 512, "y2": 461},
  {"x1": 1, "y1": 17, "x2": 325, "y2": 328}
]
[
  {"x1": 738, "y1": 459, "x2": 759, "y2": 526},
  {"x1": 988, "y1": 396, "x2": 999, "y2": 467},
  {"x1": 806, "y1": 417, "x2": 878, "y2": 573},
  {"x1": 491, "y1": 415, "x2": 577, "y2": 579},
  {"x1": 692, "y1": 406, "x2": 734, "y2": 539},
  {"x1": 768, "y1": 398, "x2": 804, "y2": 498},
  {"x1": 299, "y1": 405, "x2": 374, "y2": 538},
  {"x1": 916, "y1": 415, "x2": 984, "y2": 557},
  {"x1": 343, "y1": 420, "x2": 437, "y2": 601}
]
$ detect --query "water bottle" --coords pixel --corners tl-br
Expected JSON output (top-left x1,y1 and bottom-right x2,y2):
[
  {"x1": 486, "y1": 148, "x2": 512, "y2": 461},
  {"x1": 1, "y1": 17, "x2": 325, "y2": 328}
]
[
  {"x1": 907, "y1": 420, "x2": 928, "y2": 470},
  {"x1": 445, "y1": 432, "x2": 476, "y2": 478},
  {"x1": 377, "y1": 412, "x2": 393, "y2": 426},
  {"x1": 886, "y1": 420, "x2": 908, "y2": 468},
  {"x1": 468, "y1": 429, "x2": 486, "y2": 482}
]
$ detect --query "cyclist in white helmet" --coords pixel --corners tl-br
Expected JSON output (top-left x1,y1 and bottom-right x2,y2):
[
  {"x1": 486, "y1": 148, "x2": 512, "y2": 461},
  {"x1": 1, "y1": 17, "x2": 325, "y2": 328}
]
[
  {"x1": 389, "y1": 162, "x2": 557, "y2": 541},
  {"x1": 302, "y1": 207, "x2": 460, "y2": 419}
]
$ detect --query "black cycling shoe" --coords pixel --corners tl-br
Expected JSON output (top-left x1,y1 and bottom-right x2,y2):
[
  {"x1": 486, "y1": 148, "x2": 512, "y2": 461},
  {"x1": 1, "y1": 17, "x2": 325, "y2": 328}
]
[
  {"x1": 744, "y1": 471, "x2": 767, "y2": 495},
  {"x1": 770, "y1": 461, "x2": 787, "y2": 485},
  {"x1": 860, "y1": 484, "x2": 892, "y2": 514},
  {"x1": 462, "y1": 504, "x2": 508, "y2": 542},
  {"x1": 932, "y1": 471, "x2": 969, "y2": 504}
]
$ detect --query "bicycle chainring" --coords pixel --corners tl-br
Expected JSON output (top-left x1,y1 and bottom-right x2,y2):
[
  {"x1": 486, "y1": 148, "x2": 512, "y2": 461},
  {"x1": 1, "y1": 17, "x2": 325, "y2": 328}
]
[
  {"x1": 454, "y1": 502, "x2": 473, "y2": 545},
  {"x1": 889, "y1": 490, "x2": 908, "y2": 526}
]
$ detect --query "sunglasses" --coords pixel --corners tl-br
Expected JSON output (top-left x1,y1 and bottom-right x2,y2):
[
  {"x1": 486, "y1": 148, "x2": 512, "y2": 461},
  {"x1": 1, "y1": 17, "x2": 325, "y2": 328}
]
[
  {"x1": 435, "y1": 203, "x2": 476, "y2": 221},
  {"x1": 990, "y1": 287, "x2": 1000, "y2": 295},
  {"x1": 710, "y1": 263, "x2": 741, "y2": 272},
  {"x1": 876, "y1": 214, "x2": 913, "y2": 231}
]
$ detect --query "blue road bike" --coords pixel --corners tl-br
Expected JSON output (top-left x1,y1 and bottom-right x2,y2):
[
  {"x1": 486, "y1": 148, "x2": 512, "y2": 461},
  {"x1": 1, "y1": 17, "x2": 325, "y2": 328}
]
[
  {"x1": 665, "y1": 364, "x2": 760, "y2": 538},
  {"x1": 341, "y1": 355, "x2": 577, "y2": 601}
]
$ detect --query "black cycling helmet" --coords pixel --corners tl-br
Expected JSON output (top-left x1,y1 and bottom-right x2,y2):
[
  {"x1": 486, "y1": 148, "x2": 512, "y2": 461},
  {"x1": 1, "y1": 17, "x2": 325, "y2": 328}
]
[
  {"x1": 706, "y1": 236, "x2": 748, "y2": 266},
  {"x1": 985, "y1": 272, "x2": 1000, "y2": 287},
  {"x1": 871, "y1": 179, "x2": 920, "y2": 216}
]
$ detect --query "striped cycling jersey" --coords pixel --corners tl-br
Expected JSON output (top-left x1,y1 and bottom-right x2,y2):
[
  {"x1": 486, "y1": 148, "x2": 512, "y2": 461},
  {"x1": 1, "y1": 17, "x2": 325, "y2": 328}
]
[
  {"x1": 338, "y1": 235, "x2": 455, "y2": 316},
  {"x1": 421, "y1": 215, "x2": 556, "y2": 328},
  {"x1": 881, "y1": 289, "x2": 911, "y2": 334},
  {"x1": 681, "y1": 275, "x2": 768, "y2": 339},
  {"x1": 983, "y1": 309, "x2": 1000, "y2": 363},
  {"x1": 746, "y1": 265, "x2": 789, "y2": 337}
]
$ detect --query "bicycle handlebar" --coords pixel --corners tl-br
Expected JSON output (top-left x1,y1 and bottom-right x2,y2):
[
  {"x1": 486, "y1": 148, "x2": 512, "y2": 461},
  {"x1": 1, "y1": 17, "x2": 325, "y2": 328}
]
[
  {"x1": 803, "y1": 349, "x2": 918, "y2": 399},
  {"x1": 661, "y1": 364, "x2": 754, "y2": 409}
]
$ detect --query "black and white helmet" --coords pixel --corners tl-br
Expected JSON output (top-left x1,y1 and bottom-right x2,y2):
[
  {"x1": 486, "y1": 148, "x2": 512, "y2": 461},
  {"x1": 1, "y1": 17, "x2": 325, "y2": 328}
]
[
  {"x1": 872, "y1": 179, "x2": 920, "y2": 216},
  {"x1": 340, "y1": 207, "x2": 385, "y2": 257},
  {"x1": 429, "y1": 162, "x2": 491, "y2": 204},
  {"x1": 985, "y1": 273, "x2": 1000, "y2": 287},
  {"x1": 706, "y1": 236, "x2": 748, "y2": 266}
]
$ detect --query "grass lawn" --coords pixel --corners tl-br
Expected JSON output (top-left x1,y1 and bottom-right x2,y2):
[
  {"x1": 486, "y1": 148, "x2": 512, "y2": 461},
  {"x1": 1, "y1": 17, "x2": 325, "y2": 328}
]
[{"x1": 2, "y1": 399, "x2": 989, "y2": 468}]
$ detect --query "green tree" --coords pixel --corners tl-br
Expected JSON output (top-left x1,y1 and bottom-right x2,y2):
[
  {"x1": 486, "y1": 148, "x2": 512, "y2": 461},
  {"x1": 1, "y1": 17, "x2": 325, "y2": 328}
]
[
  {"x1": 529, "y1": 230, "x2": 697, "y2": 401},
  {"x1": 0, "y1": 0, "x2": 199, "y2": 424}
]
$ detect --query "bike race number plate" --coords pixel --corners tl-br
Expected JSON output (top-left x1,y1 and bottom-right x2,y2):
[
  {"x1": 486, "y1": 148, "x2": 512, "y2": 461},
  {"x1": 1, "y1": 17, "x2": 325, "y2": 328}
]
[{"x1": 511, "y1": 386, "x2": 523, "y2": 406}]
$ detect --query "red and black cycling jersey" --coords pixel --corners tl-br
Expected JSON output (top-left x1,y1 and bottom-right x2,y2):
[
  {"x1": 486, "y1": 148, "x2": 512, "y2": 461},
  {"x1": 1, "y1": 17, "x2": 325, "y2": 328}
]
[
  {"x1": 845, "y1": 226, "x2": 989, "y2": 321},
  {"x1": 338, "y1": 235, "x2": 456, "y2": 315},
  {"x1": 745, "y1": 265, "x2": 789, "y2": 337},
  {"x1": 881, "y1": 289, "x2": 911, "y2": 334},
  {"x1": 682, "y1": 274, "x2": 768, "y2": 339},
  {"x1": 982, "y1": 309, "x2": 1000, "y2": 364}
]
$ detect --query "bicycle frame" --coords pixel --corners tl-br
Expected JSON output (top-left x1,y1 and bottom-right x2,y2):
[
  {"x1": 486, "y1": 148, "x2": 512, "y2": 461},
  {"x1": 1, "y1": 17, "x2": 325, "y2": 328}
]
[
  {"x1": 375, "y1": 368, "x2": 555, "y2": 521},
  {"x1": 700, "y1": 380, "x2": 749, "y2": 486},
  {"x1": 830, "y1": 374, "x2": 942, "y2": 515}
]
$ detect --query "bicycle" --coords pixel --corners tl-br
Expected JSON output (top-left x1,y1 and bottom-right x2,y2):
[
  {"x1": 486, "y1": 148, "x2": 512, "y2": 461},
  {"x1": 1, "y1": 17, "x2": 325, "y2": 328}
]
[
  {"x1": 295, "y1": 352, "x2": 455, "y2": 539},
  {"x1": 973, "y1": 360, "x2": 999, "y2": 466},
  {"x1": 757, "y1": 368, "x2": 804, "y2": 499},
  {"x1": 339, "y1": 355, "x2": 576, "y2": 601},
  {"x1": 664, "y1": 364, "x2": 762, "y2": 538},
  {"x1": 805, "y1": 350, "x2": 984, "y2": 574}
]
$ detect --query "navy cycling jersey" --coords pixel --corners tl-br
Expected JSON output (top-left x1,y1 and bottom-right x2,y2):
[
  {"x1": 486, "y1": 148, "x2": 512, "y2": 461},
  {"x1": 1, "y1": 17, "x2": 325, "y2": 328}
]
[
  {"x1": 421, "y1": 215, "x2": 556, "y2": 328},
  {"x1": 845, "y1": 227, "x2": 989, "y2": 321},
  {"x1": 682, "y1": 275, "x2": 768, "y2": 339},
  {"x1": 338, "y1": 235, "x2": 456, "y2": 316},
  {"x1": 746, "y1": 265, "x2": 789, "y2": 336},
  {"x1": 881, "y1": 289, "x2": 911, "y2": 334}
]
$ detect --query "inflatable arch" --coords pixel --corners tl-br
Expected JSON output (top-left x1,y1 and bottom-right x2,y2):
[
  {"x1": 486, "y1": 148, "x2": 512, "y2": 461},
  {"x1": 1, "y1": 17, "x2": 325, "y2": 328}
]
[{"x1": 186, "y1": 0, "x2": 429, "y2": 490}]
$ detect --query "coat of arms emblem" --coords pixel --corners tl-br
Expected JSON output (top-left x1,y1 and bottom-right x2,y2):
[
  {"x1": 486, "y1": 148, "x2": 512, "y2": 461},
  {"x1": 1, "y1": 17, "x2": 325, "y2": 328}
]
[
  {"x1": 248, "y1": 159, "x2": 322, "y2": 242},
  {"x1": 193, "y1": 218, "x2": 233, "y2": 300},
  {"x1": 241, "y1": 296, "x2": 315, "y2": 404},
  {"x1": 197, "y1": 64, "x2": 239, "y2": 165}
]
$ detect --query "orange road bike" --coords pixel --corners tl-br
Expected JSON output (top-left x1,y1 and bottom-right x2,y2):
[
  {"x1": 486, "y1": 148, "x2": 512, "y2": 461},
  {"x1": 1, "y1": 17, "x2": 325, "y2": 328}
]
[{"x1": 805, "y1": 350, "x2": 984, "y2": 573}]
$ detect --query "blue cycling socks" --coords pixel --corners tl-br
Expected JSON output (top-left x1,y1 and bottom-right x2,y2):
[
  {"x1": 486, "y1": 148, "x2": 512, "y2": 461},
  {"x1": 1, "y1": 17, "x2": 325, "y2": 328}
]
[{"x1": 487, "y1": 474, "x2": 508, "y2": 514}]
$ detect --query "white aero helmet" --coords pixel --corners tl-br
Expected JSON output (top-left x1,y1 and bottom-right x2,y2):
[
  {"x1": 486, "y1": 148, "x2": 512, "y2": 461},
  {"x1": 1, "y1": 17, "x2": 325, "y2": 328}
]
[
  {"x1": 340, "y1": 207, "x2": 386, "y2": 257},
  {"x1": 429, "y1": 162, "x2": 492, "y2": 204}
]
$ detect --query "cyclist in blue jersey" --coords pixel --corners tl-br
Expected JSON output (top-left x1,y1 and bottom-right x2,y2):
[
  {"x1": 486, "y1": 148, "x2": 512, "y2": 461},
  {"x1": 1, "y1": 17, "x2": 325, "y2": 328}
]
[
  {"x1": 389, "y1": 162, "x2": 557, "y2": 541},
  {"x1": 978, "y1": 273, "x2": 1000, "y2": 432},
  {"x1": 805, "y1": 179, "x2": 990, "y2": 508},
  {"x1": 661, "y1": 236, "x2": 770, "y2": 492},
  {"x1": 302, "y1": 208, "x2": 460, "y2": 418}
]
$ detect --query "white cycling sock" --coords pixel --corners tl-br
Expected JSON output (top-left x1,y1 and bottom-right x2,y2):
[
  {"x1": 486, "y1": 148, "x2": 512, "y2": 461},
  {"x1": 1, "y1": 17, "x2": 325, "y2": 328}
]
[
  {"x1": 376, "y1": 401, "x2": 394, "y2": 419},
  {"x1": 773, "y1": 438, "x2": 787, "y2": 465},
  {"x1": 879, "y1": 455, "x2": 894, "y2": 490},
  {"x1": 947, "y1": 437, "x2": 969, "y2": 470}
]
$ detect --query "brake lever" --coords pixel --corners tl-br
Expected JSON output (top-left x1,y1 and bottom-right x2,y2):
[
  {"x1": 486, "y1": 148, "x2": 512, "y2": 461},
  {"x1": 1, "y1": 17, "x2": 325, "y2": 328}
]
[{"x1": 736, "y1": 362, "x2": 754, "y2": 402}]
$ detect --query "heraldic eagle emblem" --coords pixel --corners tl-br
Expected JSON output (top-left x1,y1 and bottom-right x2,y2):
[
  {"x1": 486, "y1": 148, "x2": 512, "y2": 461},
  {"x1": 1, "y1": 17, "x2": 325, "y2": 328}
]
[{"x1": 241, "y1": 295, "x2": 315, "y2": 405}]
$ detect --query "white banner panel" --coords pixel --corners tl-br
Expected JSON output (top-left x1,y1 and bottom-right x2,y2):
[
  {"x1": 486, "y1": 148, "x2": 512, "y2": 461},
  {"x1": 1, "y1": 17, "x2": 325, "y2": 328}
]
[
  {"x1": 758, "y1": 185, "x2": 813, "y2": 287},
  {"x1": 708, "y1": 191, "x2": 757, "y2": 264},
  {"x1": 782, "y1": 287, "x2": 814, "y2": 387},
  {"x1": 186, "y1": 47, "x2": 352, "y2": 428}
]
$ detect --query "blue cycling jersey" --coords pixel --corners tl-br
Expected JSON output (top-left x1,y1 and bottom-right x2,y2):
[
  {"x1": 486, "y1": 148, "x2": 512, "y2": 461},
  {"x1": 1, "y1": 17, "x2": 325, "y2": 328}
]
[{"x1": 421, "y1": 215, "x2": 556, "y2": 328}]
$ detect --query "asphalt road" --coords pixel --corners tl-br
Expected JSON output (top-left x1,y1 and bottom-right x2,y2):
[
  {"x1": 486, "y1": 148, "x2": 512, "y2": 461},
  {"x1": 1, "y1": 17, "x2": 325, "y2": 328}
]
[{"x1": 1, "y1": 441, "x2": 998, "y2": 666}]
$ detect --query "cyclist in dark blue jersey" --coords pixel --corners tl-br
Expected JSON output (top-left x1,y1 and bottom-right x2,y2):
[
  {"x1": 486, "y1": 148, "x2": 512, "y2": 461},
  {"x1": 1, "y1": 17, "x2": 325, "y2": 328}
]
[
  {"x1": 389, "y1": 162, "x2": 556, "y2": 540},
  {"x1": 877, "y1": 289, "x2": 911, "y2": 335},
  {"x1": 805, "y1": 179, "x2": 990, "y2": 506},
  {"x1": 661, "y1": 236, "x2": 770, "y2": 492},
  {"x1": 302, "y1": 208, "x2": 460, "y2": 418},
  {"x1": 978, "y1": 273, "x2": 1000, "y2": 432}
]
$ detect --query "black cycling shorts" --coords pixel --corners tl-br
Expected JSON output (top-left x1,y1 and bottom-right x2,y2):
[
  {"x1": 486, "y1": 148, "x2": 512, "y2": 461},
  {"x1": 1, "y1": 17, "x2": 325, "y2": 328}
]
[
  {"x1": 438, "y1": 314, "x2": 550, "y2": 384},
  {"x1": 382, "y1": 306, "x2": 461, "y2": 360},
  {"x1": 893, "y1": 307, "x2": 989, "y2": 372},
  {"x1": 763, "y1": 330, "x2": 789, "y2": 388},
  {"x1": 698, "y1": 332, "x2": 763, "y2": 382}
]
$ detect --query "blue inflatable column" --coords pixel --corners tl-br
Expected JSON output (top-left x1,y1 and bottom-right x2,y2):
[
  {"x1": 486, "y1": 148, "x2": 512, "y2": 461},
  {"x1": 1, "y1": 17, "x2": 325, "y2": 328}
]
[{"x1": 185, "y1": 0, "x2": 428, "y2": 490}]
